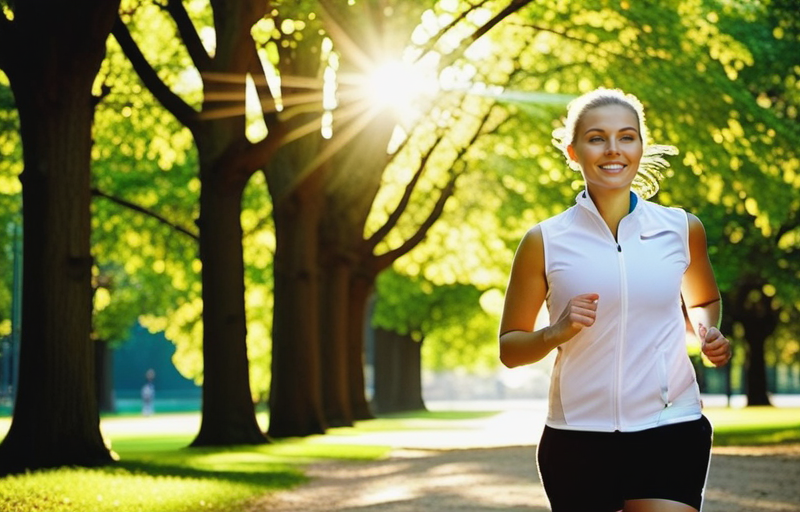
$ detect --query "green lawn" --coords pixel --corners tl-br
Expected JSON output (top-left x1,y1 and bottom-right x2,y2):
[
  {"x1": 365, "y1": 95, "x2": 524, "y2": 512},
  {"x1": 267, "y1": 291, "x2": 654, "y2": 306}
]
[
  {"x1": 0, "y1": 412, "x2": 390, "y2": 512},
  {"x1": 0, "y1": 406, "x2": 797, "y2": 512},
  {"x1": 704, "y1": 406, "x2": 800, "y2": 445}
]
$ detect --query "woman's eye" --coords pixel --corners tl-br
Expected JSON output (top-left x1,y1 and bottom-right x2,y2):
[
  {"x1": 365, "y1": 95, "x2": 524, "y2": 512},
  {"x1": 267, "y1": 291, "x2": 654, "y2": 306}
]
[
  {"x1": 621, "y1": 135, "x2": 634, "y2": 141},
  {"x1": 589, "y1": 137, "x2": 604, "y2": 143}
]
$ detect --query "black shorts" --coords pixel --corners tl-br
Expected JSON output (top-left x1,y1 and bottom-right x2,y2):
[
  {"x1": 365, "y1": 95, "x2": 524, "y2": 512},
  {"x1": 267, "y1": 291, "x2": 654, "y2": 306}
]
[{"x1": 537, "y1": 416, "x2": 713, "y2": 512}]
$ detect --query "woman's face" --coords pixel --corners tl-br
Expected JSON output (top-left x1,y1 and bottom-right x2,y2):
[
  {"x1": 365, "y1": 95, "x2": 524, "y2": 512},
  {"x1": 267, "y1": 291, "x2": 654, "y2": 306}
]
[{"x1": 567, "y1": 104, "x2": 643, "y2": 195}]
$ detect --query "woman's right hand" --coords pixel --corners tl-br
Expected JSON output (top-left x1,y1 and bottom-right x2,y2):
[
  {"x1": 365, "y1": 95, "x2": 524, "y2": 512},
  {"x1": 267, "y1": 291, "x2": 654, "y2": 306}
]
[{"x1": 547, "y1": 293, "x2": 599, "y2": 345}]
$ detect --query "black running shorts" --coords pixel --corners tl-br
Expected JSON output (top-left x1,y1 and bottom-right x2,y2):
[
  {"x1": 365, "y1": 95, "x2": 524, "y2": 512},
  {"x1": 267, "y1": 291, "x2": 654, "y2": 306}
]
[{"x1": 536, "y1": 416, "x2": 713, "y2": 512}]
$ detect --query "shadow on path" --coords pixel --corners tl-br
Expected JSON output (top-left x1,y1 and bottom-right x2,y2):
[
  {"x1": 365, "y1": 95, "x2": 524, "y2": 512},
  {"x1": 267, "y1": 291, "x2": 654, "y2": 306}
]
[
  {"x1": 248, "y1": 445, "x2": 549, "y2": 512},
  {"x1": 246, "y1": 406, "x2": 800, "y2": 512}
]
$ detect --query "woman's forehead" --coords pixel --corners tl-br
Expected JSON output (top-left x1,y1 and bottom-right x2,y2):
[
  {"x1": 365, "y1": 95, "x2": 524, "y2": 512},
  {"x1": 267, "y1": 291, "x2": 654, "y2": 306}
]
[{"x1": 578, "y1": 104, "x2": 640, "y2": 131}]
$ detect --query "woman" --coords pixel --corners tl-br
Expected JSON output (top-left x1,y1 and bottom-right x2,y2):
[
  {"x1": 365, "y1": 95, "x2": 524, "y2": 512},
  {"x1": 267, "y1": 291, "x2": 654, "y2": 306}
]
[{"x1": 499, "y1": 88, "x2": 732, "y2": 512}]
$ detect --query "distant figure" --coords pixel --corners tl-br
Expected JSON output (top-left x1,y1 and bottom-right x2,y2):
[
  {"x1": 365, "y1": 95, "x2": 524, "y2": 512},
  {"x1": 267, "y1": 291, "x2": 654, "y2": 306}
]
[{"x1": 141, "y1": 368, "x2": 156, "y2": 416}]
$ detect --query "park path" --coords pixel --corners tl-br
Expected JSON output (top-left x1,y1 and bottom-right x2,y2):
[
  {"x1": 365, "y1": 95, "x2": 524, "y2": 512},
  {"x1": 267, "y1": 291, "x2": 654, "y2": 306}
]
[{"x1": 246, "y1": 403, "x2": 800, "y2": 512}]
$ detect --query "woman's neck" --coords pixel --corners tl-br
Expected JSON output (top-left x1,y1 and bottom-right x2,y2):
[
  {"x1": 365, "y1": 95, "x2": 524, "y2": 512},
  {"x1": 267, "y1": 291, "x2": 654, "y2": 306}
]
[{"x1": 586, "y1": 187, "x2": 632, "y2": 239}]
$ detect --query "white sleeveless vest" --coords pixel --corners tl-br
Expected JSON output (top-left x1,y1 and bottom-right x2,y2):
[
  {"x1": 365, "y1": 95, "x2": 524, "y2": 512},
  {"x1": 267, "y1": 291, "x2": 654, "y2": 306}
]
[{"x1": 539, "y1": 190, "x2": 702, "y2": 432}]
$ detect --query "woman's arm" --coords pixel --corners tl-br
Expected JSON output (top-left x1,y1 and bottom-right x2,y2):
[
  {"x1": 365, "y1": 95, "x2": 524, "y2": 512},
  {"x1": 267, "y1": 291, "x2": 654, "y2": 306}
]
[
  {"x1": 499, "y1": 226, "x2": 598, "y2": 368},
  {"x1": 681, "y1": 213, "x2": 732, "y2": 367}
]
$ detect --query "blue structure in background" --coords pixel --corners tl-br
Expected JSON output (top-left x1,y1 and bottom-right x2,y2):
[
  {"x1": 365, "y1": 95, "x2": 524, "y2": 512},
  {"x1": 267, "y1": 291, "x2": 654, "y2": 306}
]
[
  {"x1": 112, "y1": 323, "x2": 201, "y2": 413},
  {"x1": 0, "y1": 223, "x2": 21, "y2": 413}
]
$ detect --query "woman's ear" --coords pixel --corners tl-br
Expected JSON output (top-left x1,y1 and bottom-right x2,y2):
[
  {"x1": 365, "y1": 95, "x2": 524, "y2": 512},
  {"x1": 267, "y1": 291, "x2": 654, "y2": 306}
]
[{"x1": 567, "y1": 144, "x2": 579, "y2": 163}]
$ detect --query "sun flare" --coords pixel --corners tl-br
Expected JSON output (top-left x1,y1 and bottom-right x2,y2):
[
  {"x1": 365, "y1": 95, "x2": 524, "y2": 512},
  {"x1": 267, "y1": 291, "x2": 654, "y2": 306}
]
[{"x1": 362, "y1": 60, "x2": 440, "y2": 117}]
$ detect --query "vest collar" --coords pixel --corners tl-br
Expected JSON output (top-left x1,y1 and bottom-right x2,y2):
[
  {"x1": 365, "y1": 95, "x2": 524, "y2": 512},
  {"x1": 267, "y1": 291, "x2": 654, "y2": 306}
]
[{"x1": 575, "y1": 189, "x2": 642, "y2": 217}]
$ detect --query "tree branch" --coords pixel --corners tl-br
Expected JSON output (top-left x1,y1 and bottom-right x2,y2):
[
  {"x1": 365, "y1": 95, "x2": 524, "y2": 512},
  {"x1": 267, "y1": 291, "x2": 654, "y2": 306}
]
[
  {"x1": 426, "y1": 0, "x2": 534, "y2": 70},
  {"x1": 165, "y1": 0, "x2": 212, "y2": 71},
  {"x1": 414, "y1": 0, "x2": 494, "y2": 61},
  {"x1": 367, "y1": 127, "x2": 448, "y2": 250},
  {"x1": 373, "y1": 104, "x2": 500, "y2": 271},
  {"x1": 112, "y1": 15, "x2": 199, "y2": 131},
  {"x1": 91, "y1": 187, "x2": 199, "y2": 240},
  {"x1": 373, "y1": 167, "x2": 458, "y2": 273}
]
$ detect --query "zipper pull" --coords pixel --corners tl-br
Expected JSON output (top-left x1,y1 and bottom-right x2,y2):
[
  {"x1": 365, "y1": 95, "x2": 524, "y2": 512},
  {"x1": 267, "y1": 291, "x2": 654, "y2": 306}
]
[{"x1": 617, "y1": 244, "x2": 622, "y2": 252}]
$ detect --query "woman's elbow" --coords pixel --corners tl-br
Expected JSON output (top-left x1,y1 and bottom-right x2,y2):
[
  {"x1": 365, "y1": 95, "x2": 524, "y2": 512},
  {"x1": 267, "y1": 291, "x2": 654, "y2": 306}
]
[{"x1": 498, "y1": 338, "x2": 521, "y2": 368}]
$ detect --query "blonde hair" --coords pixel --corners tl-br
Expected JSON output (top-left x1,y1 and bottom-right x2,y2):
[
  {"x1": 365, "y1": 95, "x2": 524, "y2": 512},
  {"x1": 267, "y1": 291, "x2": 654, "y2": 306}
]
[{"x1": 551, "y1": 88, "x2": 678, "y2": 199}]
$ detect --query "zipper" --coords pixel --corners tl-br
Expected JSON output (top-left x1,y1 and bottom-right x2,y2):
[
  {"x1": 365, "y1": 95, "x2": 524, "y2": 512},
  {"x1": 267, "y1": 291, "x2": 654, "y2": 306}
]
[
  {"x1": 614, "y1": 240, "x2": 627, "y2": 431},
  {"x1": 578, "y1": 193, "x2": 634, "y2": 431}
]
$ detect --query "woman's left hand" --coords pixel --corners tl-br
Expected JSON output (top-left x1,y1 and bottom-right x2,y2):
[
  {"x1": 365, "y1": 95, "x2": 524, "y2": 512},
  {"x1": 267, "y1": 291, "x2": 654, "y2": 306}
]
[{"x1": 699, "y1": 323, "x2": 732, "y2": 367}]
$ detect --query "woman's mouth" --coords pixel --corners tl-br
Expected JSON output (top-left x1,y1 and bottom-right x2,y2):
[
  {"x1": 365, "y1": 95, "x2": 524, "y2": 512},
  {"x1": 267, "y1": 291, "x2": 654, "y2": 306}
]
[{"x1": 599, "y1": 163, "x2": 625, "y2": 173}]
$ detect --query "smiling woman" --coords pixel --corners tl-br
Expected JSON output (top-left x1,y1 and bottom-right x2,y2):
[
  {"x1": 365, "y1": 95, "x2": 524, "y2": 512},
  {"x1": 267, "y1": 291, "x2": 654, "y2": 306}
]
[{"x1": 499, "y1": 88, "x2": 732, "y2": 512}]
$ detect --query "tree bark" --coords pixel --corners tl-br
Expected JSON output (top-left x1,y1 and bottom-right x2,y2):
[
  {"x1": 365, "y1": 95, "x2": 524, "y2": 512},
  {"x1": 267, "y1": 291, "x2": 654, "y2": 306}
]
[
  {"x1": 0, "y1": 0, "x2": 118, "y2": 474},
  {"x1": 347, "y1": 274, "x2": 376, "y2": 420},
  {"x1": 267, "y1": 171, "x2": 327, "y2": 437},
  {"x1": 318, "y1": 256, "x2": 354, "y2": 427},
  {"x1": 740, "y1": 304, "x2": 776, "y2": 407},
  {"x1": 724, "y1": 283, "x2": 776, "y2": 407},
  {"x1": 192, "y1": 161, "x2": 265, "y2": 445},
  {"x1": 372, "y1": 328, "x2": 425, "y2": 414},
  {"x1": 114, "y1": 0, "x2": 268, "y2": 445},
  {"x1": 95, "y1": 340, "x2": 115, "y2": 413}
]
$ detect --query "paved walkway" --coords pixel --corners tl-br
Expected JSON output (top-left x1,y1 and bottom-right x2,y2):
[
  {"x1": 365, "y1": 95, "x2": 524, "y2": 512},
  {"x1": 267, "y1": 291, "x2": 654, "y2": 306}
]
[{"x1": 247, "y1": 404, "x2": 800, "y2": 512}]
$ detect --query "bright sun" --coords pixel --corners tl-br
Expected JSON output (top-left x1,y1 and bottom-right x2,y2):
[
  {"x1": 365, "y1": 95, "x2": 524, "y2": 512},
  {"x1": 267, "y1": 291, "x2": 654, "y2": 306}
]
[{"x1": 364, "y1": 60, "x2": 439, "y2": 116}]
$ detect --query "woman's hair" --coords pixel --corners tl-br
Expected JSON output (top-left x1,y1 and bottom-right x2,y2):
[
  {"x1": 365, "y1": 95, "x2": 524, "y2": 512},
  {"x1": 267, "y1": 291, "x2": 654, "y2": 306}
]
[{"x1": 551, "y1": 88, "x2": 678, "y2": 199}]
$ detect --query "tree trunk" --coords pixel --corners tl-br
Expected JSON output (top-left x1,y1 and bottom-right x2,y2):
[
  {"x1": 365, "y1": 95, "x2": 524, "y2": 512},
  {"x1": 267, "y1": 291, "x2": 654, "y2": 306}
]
[
  {"x1": 0, "y1": 0, "x2": 118, "y2": 474},
  {"x1": 267, "y1": 174, "x2": 327, "y2": 438},
  {"x1": 95, "y1": 340, "x2": 115, "y2": 413},
  {"x1": 318, "y1": 257, "x2": 353, "y2": 427},
  {"x1": 727, "y1": 283, "x2": 776, "y2": 407},
  {"x1": 372, "y1": 328, "x2": 426, "y2": 414},
  {"x1": 347, "y1": 274, "x2": 375, "y2": 420},
  {"x1": 192, "y1": 167, "x2": 265, "y2": 445},
  {"x1": 741, "y1": 313, "x2": 774, "y2": 406},
  {"x1": 112, "y1": 0, "x2": 268, "y2": 446}
]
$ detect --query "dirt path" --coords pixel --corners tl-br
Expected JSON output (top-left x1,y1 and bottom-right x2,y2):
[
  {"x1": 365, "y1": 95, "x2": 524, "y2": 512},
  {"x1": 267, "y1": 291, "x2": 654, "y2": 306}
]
[{"x1": 246, "y1": 407, "x2": 800, "y2": 512}]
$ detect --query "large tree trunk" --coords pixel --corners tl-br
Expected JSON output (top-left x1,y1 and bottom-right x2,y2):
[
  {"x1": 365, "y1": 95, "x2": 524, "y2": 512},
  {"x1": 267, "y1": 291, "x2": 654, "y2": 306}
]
[
  {"x1": 95, "y1": 340, "x2": 115, "y2": 413},
  {"x1": 347, "y1": 274, "x2": 376, "y2": 420},
  {"x1": 267, "y1": 172, "x2": 327, "y2": 438},
  {"x1": 372, "y1": 328, "x2": 426, "y2": 414},
  {"x1": 318, "y1": 256, "x2": 354, "y2": 427},
  {"x1": 740, "y1": 305, "x2": 776, "y2": 407},
  {"x1": 190, "y1": 0, "x2": 267, "y2": 445},
  {"x1": 192, "y1": 164, "x2": 265, "y2": 445},
  {"x1": 0, "y1": 0, "x2": 118, "y2": 474},
  {"x1": 725, "y1": 283, "x2": 776, "y2": 407},
  {"x1": 113, "y1": 0, "x2": 267, "y2": 446}
]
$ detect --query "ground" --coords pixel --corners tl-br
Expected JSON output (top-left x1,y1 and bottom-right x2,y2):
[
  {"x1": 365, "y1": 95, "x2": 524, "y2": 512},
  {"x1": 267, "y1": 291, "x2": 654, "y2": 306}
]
[{"x1": 247, "y1": 405, "x2": 800, "y2": 512}]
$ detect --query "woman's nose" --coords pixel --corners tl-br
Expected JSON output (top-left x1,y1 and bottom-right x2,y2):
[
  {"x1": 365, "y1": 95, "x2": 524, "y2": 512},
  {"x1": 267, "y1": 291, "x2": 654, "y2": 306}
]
[{"x1": 605, "y1": 140, "x2": 619, "y2": 154}]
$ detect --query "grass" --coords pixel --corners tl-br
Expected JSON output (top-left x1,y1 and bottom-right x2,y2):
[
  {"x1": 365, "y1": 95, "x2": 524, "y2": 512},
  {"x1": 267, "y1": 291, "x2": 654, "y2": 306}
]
[
  {"x1": 0, "y1": 406, "x2": 797, "y2": 511},
  {"x1": 0, "y1": 412, "x2": 393, "y2": 512},
  {"x1": 704, "y1": 406, "x2": 800, "y2": 445}
]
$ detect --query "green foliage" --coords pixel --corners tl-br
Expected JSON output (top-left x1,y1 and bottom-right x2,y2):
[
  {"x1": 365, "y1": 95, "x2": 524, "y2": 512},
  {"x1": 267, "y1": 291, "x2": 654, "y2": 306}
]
[
  {"x1": 91, "y1": 25, "x2": 201, "y2": 354},
  {"x1": 373, "y1": 269, "x2": 500, "y2": 372},
  {"x1": 370, "y1": 0, "x2": 800, "y2": 375},
  {"x1": 0, "y1": 72, "x2": 19, "y2": 339}
]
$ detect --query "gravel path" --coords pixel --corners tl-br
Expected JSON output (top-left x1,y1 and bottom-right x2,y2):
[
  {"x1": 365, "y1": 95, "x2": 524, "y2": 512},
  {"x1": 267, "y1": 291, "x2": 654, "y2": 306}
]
[{"x1": 246, "y1": 407, "x2": 800, "y2": 512}]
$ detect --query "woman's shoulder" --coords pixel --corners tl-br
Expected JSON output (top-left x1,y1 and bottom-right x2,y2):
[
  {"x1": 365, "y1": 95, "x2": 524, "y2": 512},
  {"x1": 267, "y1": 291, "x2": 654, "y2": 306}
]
[
  {"x1": 538, "y1": 205, "x2": 579, "y2": 233},
  {"x1": 639, "y1": 199, "x2": 691, "y2": 225}
]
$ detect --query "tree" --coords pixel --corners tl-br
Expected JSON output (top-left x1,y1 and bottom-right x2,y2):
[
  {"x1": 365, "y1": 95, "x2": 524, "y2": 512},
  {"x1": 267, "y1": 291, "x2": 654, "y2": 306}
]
[
  {"x1": 371, "y1": 269, "x2": 494, "y2": 412},
  {"x1": 0, "y1": 0, "x2": 119, "y2": 473},
  {"x1": 469, "y1": 0, "x2": 800, "y2": 406},
  {"x1": 113, "y1": 0, "x2": 271, "y2": 445},
  {"x1": 262, "y1": 0, "x2": 531, "y2": 437},
  {"x1": 363, "y1": 0, "x2": 800, "y2": 412}
]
